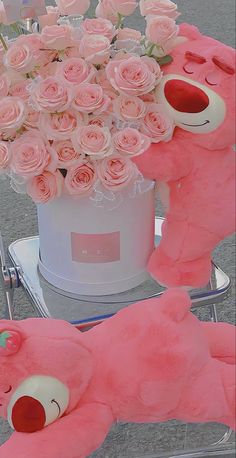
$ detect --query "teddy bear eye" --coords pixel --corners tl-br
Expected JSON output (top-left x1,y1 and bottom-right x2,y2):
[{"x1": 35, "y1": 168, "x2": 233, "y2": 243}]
[
  {"x1": 205, "y1": 70, "x2": 221, "y2": 87},
  {"x1": 183, "y1": 52, "x2": 207, "y2": 75},
  {"x1": 205, "y1": 77, "x2": 217, "y2": 86},
  {"x1": 183, "y1": 64, "x2": 194, "y2": 74}
]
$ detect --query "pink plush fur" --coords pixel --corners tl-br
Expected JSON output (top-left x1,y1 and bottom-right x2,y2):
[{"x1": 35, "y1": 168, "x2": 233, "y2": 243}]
[
  {"x1": 0, "y1": 289, "x2": 235, "y2": 458},
  {"x1": 133, "y1": 24, "x2": 236, "y2": 288}
]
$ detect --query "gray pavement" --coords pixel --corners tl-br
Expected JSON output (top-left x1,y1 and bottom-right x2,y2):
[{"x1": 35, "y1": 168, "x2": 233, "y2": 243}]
[{"x1": 0, "y1": 0, "x2": 235, "y2": 456}]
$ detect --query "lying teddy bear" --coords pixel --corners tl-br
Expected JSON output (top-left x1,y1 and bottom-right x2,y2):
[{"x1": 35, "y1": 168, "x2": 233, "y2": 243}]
[
  {"x1": 0, "y1": 289, "x2": 235, "y2": 458},
  {"x1": 133, "y1": 24, "x2": 236, "y2": 288}
]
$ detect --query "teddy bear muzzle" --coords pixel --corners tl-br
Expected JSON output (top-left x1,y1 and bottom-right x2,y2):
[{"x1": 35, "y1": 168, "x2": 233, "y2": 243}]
[
  {"x1": 7, "y1": 375, "x2": 70, "y2": 433},
  {"x1": 156, "y1": 74, "x2": 226, "y2": 134},
  {"x1": 164, "y1": 79, "x2": 209, "y2": 113}
]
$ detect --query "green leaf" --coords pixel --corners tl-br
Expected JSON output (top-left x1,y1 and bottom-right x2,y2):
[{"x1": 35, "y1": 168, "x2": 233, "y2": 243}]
[
  {"x1": 156, "y1": 55, "x2": 173, "y2": 66},
  {"x1": 0, "y1": 331, "x2": 11, "y2": 348}
]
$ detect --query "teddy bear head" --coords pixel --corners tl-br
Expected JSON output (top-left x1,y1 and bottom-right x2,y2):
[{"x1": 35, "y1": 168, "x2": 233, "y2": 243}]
[
  {"x1": 157, "y1": 24, "x2": 235, "y2": 150},
  {"x1": 0, "y1": 319, "x2": 93, "y2": 433}
]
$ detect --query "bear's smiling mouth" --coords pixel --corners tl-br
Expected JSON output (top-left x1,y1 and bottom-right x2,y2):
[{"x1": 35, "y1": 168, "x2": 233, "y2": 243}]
[
  {"x1": 51, "y1": 399, "x2": 61, "y2": 417},
  {"x1": 181, "y1": 120, "x2": 210, "y2": 127}
]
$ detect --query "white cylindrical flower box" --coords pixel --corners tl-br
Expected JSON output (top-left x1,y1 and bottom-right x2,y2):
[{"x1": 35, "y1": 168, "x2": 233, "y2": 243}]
[{"x1": 38, "y1": 180, "x2": 155, "y2": 295}]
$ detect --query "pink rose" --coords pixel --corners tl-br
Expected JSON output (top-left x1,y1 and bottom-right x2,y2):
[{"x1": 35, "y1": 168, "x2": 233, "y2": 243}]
[
  {"x1": 0, "y1": 97, "x2": 25, "y2": 133},
  {"x1": 145, "y1": 15, "x2": 179, "y2": 46},
  {"x1": 106, "y1": 56, "x2": 156, "y2": 96},
  {"x1": 96, "y1": 0, "x2": 137, "y2": 23},
  {"x1": 16, "y1": 34, "x2": 44, "y2": 62},
  {"x1": 64, "y1": 47, "x2": 81, "y2": 59},
  {"x1": 96, "y1": 69, "x2": 118, "y2": 100},
  {"x1": 140, "y1": 103, "x2": 174, "y2": 142},
  {"x1": 11, "y1": 132, "x2": 57, "y2": 178},
  {"x1": 58, "y1": 58, "x2": 95, "y2": 86},
  {"x1": 112, "y1": 50, "x2": 134, "y2": 61},
  {"x1": 41, "y1": 25, "x2": 73, "y2": 50},
  {"x1": 37, "y1": 61, "x2": 58, "y2": 79},
  {"x1": 141, "y1": 56, "x2": 163, "y2": 85},
  {"x1": 117, "y1": 27, "x2": 141, "y2": 41},
  {"x1": 40, "y1": 110, "x2": 83, "y2": 141},
  {"x1": 56, "y1": 0, "x2": 90, "y2": 15},
  {"x1": 16, "y1": 34, "x2": 53, "y2": 68},
  {"x1": 95, "y1": 0, "x2": 118, "y2": 24},
  {"x1": 113, "y1": 94, "x2": 146, "y2": 121},
  {"x1": 115, "y1": 34, "x2": 143, "y2": 53},
  {"x1": 88, "y1": 114, "x2": 112, "y2": 129},
  {"x1": 38, "y1": 6, "x2": 60, "y2": 29},
  {"x1": 53, "y1": 140, "x2": 81, "y2": 168},
  {"x1": 41, "y1": 50, "x2": 60, "y2": 69},
  {"x1": 79, "y1": 34, "x2": 111, "y2": 65},
  {"x1": 140, "y1": 0, "x2": 180, "y2": 19},
  {"x1": 4, "y1": 44, "x2": 36, "y2": 74},
  {"x1": 27, "y1": 170, "x2": 63, "y2": 203},
  {"x1": 5, "y1": 70, "x2": 26, "y2": 85},
  {"x1": 97, "y1": 155, "x2": 136, "y2": 190},
  {"x1": 82, "y1": 18, "x2": 115, "y2": 41},
  {"x1": 24, "y1": 109, "x2": 40, "y2": 130},
  {"x1": 72, "y1": 125, "x2": 112, "y2": 159},
  {"x1": 30, "y1": 77, "x2": 74, "y2": 112},
  {"x1": 110, "y1": 0, "x2": 137, "y2": 16},
  {"x1": 140, "y1": 92, "x2": 156, "y2": 103},
  {"x1": 113, "y1": 127, "x2": 151, "y2": 156},
  {"x1": 0, "y1": 141, "x2": 11, "y2": 171},
  {"x1": 65, "y1": 161, "x2": 96, "y2": 195},
  {"x1": 10, "y1": 81, "x2": 30, "y2": 101},
  {"x1": 0, "y1": 73, "x2": 10, "y2": 97},
  {"x1": 73, "y1": 83, "x2": 110, "y2": 114}
]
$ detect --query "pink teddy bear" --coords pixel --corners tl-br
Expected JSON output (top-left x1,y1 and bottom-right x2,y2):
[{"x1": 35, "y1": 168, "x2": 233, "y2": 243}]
[
  {"x1": 0, "y1": 289, "x2": 235, "y2": 458},
  {"x1": 134, "y1": 24, "x2": 236, "y2": 288}
]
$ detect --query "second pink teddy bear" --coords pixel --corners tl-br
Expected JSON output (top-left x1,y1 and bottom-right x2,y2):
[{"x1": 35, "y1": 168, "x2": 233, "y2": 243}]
[{"x1": 0, "y1": 289, "x2": 235, "y2": 458}]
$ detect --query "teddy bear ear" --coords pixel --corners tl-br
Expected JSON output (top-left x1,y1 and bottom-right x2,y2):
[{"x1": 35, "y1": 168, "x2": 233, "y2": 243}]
[
  {"x1": 169, "y1": 24, "x2": 202, "y2": 52},
  {"x1": 179, "y1": 23, "x2": 202, "y2": 41},
  {"x1": 0, "y1": 329, "x2": 22, "y2": 356},
  {"x1": 160, "y1": 288, "x2": 192, "y2": 323}
]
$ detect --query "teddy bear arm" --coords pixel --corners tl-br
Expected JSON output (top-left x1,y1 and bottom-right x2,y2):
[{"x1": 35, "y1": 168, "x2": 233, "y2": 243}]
[
  {"x1": 133, "y1": 141, "x2": 191, "y2": 182},
  {"x1": 0, "y1": 403, "x2": 114, "y2": 458},
  {"x1": 178, "y1": 360, "x2": 236, "y2": 430},
  {"x1": 201, "y1": 322, "x2": 236, "y2": 364}
]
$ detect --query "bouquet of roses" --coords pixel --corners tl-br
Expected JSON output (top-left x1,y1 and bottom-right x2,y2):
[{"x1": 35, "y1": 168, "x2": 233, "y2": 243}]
[{"x1": 0, "y1": 0, "x2": 180, "y2": 204}]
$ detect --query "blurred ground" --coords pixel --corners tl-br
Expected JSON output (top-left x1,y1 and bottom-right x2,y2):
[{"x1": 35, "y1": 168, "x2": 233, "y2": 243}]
[{"x1": 0, "y1": 0, "x2": 235, "y2": 456}]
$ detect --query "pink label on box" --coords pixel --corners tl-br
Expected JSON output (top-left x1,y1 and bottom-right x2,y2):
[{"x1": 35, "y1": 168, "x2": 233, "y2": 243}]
[
  {"x1": 71, "y1": 232, "x2": 120, "y2": 263},
  {"x1": 3, "y1": 0, "x2": 46, "y2": 21}
]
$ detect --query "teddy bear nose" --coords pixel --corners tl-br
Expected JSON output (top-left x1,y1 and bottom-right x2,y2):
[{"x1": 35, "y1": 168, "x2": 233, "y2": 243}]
[
  {"x1": 11, "y1": 396, "x2": 46, "y2": 433},
  {"x1": 164, "y1": 79, "x2": 209, "y2": 113}
]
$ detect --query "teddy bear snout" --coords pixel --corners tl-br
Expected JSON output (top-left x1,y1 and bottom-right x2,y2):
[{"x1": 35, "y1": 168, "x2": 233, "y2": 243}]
[
  {"x1": 11, "y1": 395, "x2": 46, "y2": 433},
  {"x1": 7, "y1": 375, "x2": 70, "y2": 433},
  {"x1": 164, "y1": 79, "x2": 210, "y2": 113}
]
